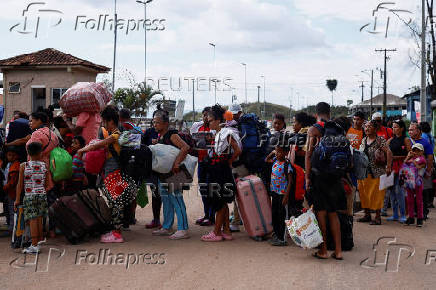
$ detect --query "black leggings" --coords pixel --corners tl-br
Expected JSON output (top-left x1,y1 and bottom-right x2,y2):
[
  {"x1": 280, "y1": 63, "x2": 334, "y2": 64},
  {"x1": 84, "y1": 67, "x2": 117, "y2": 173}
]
[{"x1": 272, "y1": 193, "x2": 286, "y2": 241}]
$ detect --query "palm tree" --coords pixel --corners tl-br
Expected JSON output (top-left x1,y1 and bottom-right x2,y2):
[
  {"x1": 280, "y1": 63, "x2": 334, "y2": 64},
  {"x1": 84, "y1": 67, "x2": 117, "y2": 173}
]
[
  {"x1": 114, "y1": 81, "x2": 162, "y2": 118},
  {"x1": 326, "y1": 79, "x2": 338, "y2": 106}
]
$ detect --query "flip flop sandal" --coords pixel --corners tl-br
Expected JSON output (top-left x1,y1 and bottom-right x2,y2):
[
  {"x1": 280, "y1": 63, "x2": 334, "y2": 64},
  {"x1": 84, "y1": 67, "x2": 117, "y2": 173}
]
[
  {"x1": 331, "y1": 253, "x2": 344, "y2": 260},
  {"x1": 312, "y1": 252, "x2": 328, "y2": 260}
]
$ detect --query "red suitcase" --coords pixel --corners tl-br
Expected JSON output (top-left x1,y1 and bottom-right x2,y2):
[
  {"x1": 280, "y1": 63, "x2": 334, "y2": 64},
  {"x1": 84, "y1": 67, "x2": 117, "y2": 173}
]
[{"x1": 236, "y1": 175, "x2": 273, "y2": 240}]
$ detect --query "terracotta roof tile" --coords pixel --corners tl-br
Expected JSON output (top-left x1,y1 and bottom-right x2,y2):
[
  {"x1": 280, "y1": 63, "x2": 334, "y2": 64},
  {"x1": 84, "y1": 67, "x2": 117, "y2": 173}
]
[{"x1": 0, "y1": 48, "x2": 110, "y2": 72}]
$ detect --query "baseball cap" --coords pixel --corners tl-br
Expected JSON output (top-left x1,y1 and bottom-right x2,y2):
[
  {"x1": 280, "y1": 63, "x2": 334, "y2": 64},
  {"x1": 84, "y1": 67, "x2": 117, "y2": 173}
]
[
  {"x1": 229, "y1": 103, "x2": 242, "y2": 114},
  {"x1": 372, "y1": 112, "x2": 382, "y2": 120},
  {"x1": 412, "y1": 143, "x2": 424, "y2": 151}
]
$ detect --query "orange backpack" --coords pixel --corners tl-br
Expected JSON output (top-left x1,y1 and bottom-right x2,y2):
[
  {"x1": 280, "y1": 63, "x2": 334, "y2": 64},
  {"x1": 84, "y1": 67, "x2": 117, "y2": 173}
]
[{"x1": 284, "y1": 161, "x2": 306, "y2": 202}]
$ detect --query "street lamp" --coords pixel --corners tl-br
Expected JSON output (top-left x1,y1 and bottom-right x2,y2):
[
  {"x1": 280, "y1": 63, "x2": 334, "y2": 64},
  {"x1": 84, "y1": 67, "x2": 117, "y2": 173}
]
[
  {"x1": 112, "y1": 0, "x2": 118, "y2": 92},
  {"x1": 136, "y1": 0, "x2": 153, "y2": 85},
  {"x1": 209, "y1": 43, "x2": 217, "y2": 104},
  {"x1": 241, "y1": 63, "x2": 247, "y2": 104},
  {"x1": 261, "y1": 75, "x2": 266, "y2": 120}
]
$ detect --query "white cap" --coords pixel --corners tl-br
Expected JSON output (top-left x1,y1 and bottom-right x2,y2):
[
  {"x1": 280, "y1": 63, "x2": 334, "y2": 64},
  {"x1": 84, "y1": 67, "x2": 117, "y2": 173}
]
[
  {"x1": 412, "y1": 143, "x2": 424, "y2": 151},
  {"x1": 229, "y1": 103, "x2": 242, "y2": 114},
  {"x1": 372, "y1": 112, "x2": 382, "y2": 120}
]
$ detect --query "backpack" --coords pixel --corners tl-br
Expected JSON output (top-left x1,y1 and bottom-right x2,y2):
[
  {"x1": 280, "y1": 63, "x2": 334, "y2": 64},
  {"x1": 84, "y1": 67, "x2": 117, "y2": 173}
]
[
  {"x1": 119, "y1": 145, "x2": 153, "y2": 183},
  {"x1": 399, "y1": 162, "x2": 421, "y2": 189},
  {"x1": 312, "y1": 121, "x2": 352, "y2": 176},
  {"x1": 104, "y1": 128, "x2": 152, "y2": 183},
  {"x1": 285, "y1": 162, "x2": 305, "y2": 201},
  {"x1": 177, "y1": 132, "x2": 197, "y2": 157},
  {"x1": 50, "y1": 147, "x2": 73, "y2": 182},
  {"x1": 238, "y1": 113, "x2": 270, "y2": 173},
  {"x1": 351, "y1": 149, "x2": 369, "y2": 180}
]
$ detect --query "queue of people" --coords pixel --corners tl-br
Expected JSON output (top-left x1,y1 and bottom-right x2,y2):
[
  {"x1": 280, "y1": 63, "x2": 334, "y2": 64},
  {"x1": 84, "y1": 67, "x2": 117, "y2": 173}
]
[{"x1": 0, "y1": 101, "x2": 435, "y2": 262}]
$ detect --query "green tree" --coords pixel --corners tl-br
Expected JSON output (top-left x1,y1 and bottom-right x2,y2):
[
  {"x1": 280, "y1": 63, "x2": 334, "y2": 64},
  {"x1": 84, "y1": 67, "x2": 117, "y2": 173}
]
[
  {"x1": 326, "y1": 79, "x2": 338, "y2": 106},
  {"x1": 113, "y1": 82, "x2": 162, "y2": 117}
]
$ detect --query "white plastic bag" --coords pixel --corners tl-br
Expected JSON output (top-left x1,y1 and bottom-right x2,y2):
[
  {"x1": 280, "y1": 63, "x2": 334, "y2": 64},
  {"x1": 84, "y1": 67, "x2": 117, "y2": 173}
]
[
  {"x1": 285, "y1": 208, "x2": 323, "y2": 249},
  {"x1": 379, "y1": 173, "x2": 394, "y2": 191},
  {"x1": 150, "y1": 144, "x2": 179, "y2": 173},
  {"x1": 149, "y1": 144, "x2": 198, "y2": 176}
]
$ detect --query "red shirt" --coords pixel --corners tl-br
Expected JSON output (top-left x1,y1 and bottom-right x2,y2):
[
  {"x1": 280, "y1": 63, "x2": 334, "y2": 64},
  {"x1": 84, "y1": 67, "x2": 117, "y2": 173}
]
[
  {"x1": 198, "y1": 125, "x2": 210, "y2": 162},
  {"x1": 377, "y1": 126, "x2": 393, "y2": 140}
]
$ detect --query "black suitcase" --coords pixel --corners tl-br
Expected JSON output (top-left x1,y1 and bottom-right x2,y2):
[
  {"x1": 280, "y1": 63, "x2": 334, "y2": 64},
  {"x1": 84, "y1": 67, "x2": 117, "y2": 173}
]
[
  {"x1": 49, "y1": 195, "x2": 100, "y2": 244},
  {"x1": 326, "y1": 212, "x2": 354, "y2": 251},
  {"x1": 78, "y1": 189, "x2": 112, "y2": 232}
]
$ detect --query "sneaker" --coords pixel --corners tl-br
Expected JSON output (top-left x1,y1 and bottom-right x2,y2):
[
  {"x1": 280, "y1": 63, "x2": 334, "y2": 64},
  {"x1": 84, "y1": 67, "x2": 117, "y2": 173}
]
[
  {"x1": 22, "y1": 245, "x2": 40, "y2": 254},
  {"x1": 195, "y1": 217, "x2": 206, "y2": 225},
  {"x1": 222, "y1": 232, "x2": 234, "y2": 241},
  {"x1": 122, "y1": 226, "x2": 131, "y2": 231},
  {"x1": 201, "y1": 231, "x2": 223, "y2": 242},
  {"x1": 152, "y1": 228, "x2": 173, "y2": 236},
  {"x1": 405, "y1": 217, "x2": 415, "y2": 226},
  {"x1": 37, "y1": 238, "x2": 47, "y2": 245},
  {"x1": 100, "y1": 231, "x2": 124, "y2": 243},
  {"x1": 386, "y1": 216, "x2": 398, "y2": 221},
  {"x1": 146, "y1": 220, "x2": 162, "y2": 229},
  {"x1": 269, "y1": 237, "x2": 288, "y2": 246},
  {"x1": 399, "y1": 216, "x2": 407, "y2": 223},
  {"x1": 169, "y1": 230, "x2": 190, "y2": 240},
  {"x1": 229, "y1": 225, "x2": 240, "y2": 232},
  {"x1": 417, "y1": 218, "x2": 423, "y2": 227}
]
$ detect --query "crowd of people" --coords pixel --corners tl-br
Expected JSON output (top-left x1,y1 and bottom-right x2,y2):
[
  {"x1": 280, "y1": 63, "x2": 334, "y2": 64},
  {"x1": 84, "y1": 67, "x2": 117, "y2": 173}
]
[{"x1": 0, "y1": 101, "x2": 434, "y2": 261}]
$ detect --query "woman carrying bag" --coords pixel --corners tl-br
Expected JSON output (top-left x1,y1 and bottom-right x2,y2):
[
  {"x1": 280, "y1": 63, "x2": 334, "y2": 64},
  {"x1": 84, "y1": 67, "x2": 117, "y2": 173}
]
[{"x1": 358, "y1": 120, "x2": 393, "y2": 225}]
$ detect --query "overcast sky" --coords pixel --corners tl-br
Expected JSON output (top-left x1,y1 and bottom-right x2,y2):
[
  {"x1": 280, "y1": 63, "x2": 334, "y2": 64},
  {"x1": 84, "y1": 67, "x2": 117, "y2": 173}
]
[{"x1": 0, "y1": 0, "x2": 423, "y2": 114}]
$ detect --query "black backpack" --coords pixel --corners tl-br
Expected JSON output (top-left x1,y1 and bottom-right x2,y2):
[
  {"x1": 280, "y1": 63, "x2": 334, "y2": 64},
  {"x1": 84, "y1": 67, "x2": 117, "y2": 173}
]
[
  {"x1": 312, "y1": 121, "x2": 351, "y2": 176},
  {"x1": 238, "y1": 113, "x2": 270, "y2": 174}
]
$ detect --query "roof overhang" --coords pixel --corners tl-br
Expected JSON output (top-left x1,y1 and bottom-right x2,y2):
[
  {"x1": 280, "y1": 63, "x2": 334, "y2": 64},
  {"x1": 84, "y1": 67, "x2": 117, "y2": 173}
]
[{"x1": 0, "y1": 64, "x2": 110, "y2": 74}]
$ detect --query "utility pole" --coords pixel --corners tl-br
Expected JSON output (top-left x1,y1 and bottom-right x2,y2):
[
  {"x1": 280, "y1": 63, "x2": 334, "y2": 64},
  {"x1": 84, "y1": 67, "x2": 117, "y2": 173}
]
[
  {"x1": 192, "y1": 78, "x2": 195, "y2": 123},
  {"x1": 290, "y1": 87, "x2": 293, "y2": 122},
  {"x1": 375, "y1": 48, "x2": 397, "y2": 122},
  {"x1": 136, "y1": 0, "x2": 153, "y2": 85},
  {"x1": 359, "y1": 81, "x2": 365, "y2": 103},
  {"x1": 241, "y1": 63, "x2": 247, "y2": 104},
  {"x1": 420, "y1": 0, "x2": 427, "y2": 122},
  {"x1": 209, "y1": 43, "x2": 217, "y2": 104},
  {"x1": 257, "y1": 85, "x2": 261, "y2": 117},
  {"x1": 370, "y1": 69, "x2": 374, "y2": 116},
  {"x1": 112, "y1": 0, "x2": 117, "y2": 92},
  {"x1": 261, "y1": 76, "x2": 266, "y2": 120}
]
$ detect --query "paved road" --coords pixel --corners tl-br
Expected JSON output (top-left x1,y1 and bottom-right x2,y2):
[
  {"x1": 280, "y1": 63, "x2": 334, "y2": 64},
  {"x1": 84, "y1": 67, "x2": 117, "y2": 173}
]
[{"x1": 1, "y1": 183, "x2": 436, "y2": 290}]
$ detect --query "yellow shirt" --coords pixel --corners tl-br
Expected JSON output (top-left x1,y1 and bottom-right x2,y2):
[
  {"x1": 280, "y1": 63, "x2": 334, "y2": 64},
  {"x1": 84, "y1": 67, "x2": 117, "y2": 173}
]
[{"x1": 102, "y1": 127, "x2": 121, "y2": 159}]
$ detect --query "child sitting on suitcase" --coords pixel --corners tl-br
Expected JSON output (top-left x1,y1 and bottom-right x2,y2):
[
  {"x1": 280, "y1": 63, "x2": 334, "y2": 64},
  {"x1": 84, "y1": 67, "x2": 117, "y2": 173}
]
[
  {"x1": 265, "y1": 137, "x2": 292, "y2": 246},
  {"x1": 15, "y1": 142, "x2": 49, "y2": 254}
]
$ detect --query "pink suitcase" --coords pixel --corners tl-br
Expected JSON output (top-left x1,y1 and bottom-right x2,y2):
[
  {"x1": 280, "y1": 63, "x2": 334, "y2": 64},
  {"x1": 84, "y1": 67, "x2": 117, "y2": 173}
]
[{"x1": 236, "y1": 175, "x2": 273, "y2": 239}]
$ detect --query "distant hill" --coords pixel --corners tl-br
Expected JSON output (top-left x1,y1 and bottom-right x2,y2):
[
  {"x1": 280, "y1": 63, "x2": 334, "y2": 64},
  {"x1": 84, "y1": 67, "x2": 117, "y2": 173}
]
[
  {"x1": 184, "y1": 102, "x2": 294, "y2": 122},
  {"x1": 183, "y1": 103, "x2": 350, "y2": 122}
]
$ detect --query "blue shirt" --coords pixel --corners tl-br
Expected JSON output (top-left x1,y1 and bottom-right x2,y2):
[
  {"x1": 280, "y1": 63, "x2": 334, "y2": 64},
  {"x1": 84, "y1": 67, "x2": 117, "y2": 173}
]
[
  {"x1": 411, "y1": 137, "x2": 434, "y2": 156},
  {"x1": 270, "y1": 158, "x2": 292, "y2": 195},
  {"x1": 422, "y1": 133, "x2": 435, "y2": 152}
]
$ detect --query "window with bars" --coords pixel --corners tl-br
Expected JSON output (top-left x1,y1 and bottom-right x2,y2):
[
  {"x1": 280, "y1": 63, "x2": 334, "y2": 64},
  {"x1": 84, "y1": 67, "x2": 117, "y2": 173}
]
[{"x1": 51, "y1": 88, "x2": 68, "y2": 108}]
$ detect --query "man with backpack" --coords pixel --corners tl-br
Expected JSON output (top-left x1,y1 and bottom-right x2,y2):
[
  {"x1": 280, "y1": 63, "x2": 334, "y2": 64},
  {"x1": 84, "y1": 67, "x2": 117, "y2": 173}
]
[{"x1": 305, "y1": 102, "x2": 347, "y2": 260}]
